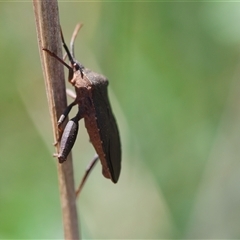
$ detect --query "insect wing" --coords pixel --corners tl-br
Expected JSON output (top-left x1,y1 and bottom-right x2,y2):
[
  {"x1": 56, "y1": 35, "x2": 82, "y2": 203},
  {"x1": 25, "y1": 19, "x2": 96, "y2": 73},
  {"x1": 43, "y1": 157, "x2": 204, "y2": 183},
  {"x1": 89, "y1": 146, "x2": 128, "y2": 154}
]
[{"x1": 87, "y1": 70, "x2": 121, "y2": 183}]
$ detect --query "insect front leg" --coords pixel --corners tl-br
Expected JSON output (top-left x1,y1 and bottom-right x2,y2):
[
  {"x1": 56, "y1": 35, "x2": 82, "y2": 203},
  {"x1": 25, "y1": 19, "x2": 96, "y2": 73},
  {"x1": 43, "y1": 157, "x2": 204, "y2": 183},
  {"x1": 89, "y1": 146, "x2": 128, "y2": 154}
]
[
  {"x1": 66, "y1": 88, "x2": 76, "y2": 99},
  {"x1": 58, "y1": 101, "x2": 77, "y2": 127},
  {"x1": 57, "y1": 110, "x2": 83, "y2": 163},
  {"x1": 53, "y1": 101, "x2": 78, "y2": 146}
]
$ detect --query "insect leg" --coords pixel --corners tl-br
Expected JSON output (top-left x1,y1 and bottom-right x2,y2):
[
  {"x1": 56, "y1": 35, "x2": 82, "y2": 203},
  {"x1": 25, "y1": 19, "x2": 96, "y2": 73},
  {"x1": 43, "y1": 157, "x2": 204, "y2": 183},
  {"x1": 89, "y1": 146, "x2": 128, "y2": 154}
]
[
  {"x1": 66, "y1": 88, "x2": 76, "y2": 99},
  {"x1": 58, "y1": 111, "x2": 83, "y2": 163},
  {"x1": 75, "y1": 154, "x2": 99, "y2": 198},
  {"x1": 58, "y1": 101, "x2": 77, "y2": 127}
]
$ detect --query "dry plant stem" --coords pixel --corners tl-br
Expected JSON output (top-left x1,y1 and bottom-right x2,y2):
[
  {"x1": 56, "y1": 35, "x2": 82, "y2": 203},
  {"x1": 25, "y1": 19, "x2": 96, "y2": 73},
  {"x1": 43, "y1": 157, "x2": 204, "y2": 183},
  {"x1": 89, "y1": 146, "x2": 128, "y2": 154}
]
[{"x1": 32, "y1": 1, "x2": 80, "y2": 239}]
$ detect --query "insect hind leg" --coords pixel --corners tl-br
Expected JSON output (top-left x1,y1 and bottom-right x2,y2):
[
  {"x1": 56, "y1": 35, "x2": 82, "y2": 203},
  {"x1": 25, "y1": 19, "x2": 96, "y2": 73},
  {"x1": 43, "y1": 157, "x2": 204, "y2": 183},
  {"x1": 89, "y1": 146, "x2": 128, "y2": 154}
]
[{"x1": 75, "y1": 154, "x2": 99, "y2": 198}]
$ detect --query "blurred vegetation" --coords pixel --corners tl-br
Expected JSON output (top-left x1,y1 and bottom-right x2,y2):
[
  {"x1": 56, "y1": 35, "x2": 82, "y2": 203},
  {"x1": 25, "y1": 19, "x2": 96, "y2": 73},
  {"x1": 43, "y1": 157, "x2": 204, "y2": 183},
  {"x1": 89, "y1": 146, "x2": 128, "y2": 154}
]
[{"x1": 1, "y1": 2, "x2": 240, "y2": 239}]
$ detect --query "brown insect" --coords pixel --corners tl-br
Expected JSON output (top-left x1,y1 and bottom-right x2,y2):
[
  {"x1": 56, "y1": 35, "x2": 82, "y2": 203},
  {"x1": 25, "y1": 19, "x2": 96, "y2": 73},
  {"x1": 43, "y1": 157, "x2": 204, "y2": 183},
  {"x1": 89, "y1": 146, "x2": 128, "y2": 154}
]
[{"x1": 43, "y1": 24, "x2": 121, "y2": 183}]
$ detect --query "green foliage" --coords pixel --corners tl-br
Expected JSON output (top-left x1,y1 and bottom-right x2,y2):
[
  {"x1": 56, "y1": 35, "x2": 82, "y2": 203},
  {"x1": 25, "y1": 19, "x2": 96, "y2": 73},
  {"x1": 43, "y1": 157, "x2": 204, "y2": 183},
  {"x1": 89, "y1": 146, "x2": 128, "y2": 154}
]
[{"x1": 1, "y1": 2, "x2": 240, "y2": 239}]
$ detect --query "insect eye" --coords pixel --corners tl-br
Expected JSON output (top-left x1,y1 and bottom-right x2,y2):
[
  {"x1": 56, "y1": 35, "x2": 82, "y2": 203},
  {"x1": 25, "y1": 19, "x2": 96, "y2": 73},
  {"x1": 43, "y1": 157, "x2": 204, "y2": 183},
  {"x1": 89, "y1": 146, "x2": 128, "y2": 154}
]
[
  {"x1": 73, "y1": 63, "x2": 80, "y2": 71},
  {"x1": 73, "y1": 63, "x2": 84, "y2": 78}
]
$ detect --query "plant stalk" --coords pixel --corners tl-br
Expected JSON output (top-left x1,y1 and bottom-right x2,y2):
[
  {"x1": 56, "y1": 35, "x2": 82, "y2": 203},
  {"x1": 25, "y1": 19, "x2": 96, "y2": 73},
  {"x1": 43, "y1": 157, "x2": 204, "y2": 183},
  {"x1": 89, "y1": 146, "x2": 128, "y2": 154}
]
[{"x1": 32, "y1": 1, "x2": 80, "y2": 239}]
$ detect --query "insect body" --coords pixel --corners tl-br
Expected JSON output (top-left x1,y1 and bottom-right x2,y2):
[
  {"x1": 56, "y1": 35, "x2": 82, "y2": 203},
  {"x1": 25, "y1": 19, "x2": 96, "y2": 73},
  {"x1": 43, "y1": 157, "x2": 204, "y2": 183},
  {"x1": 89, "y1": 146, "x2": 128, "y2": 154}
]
[{"x1": 43, "y1": 24, "x2": 121, "y2": 183}]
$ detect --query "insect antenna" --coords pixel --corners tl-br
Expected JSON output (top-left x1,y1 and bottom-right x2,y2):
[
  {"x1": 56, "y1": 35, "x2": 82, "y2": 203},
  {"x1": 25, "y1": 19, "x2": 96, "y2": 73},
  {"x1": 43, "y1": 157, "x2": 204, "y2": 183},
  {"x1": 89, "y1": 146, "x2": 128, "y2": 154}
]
[
  {"x1": 70, "y1": 23, "x2": 83, "y2": 59},
  {"x1": 42, "y1": 48, "x2": 72, "y2": 71},
  {"x1": 60, "y1": 28, "x2": 75, "y2": 66},
  {"x1": 60, "y1": 25, "x2": 84, "y2": 77}
]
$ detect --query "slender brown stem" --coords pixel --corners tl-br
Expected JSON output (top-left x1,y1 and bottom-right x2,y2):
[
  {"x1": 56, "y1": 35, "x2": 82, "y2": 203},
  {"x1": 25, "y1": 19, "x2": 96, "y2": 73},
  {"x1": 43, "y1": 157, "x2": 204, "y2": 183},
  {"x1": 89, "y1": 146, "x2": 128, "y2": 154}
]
[{"x1": 32, "y1": 1, "x2": 80, "y2": 239}]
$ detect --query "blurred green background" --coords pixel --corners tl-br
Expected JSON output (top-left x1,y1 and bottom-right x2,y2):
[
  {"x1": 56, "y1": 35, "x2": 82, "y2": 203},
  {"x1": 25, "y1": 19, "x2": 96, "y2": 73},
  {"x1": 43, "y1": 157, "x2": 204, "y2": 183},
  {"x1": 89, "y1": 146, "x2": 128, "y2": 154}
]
[{"x1": 1, "y1": 1, "x2": 240, "y2": 239}]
